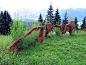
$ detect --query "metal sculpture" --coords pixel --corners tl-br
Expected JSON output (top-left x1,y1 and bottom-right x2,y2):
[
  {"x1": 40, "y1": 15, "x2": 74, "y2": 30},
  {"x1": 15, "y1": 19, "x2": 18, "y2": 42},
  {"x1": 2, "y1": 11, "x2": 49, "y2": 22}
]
[
  {"x1": 45, "y1": 21, "x2": 74, "y2": 37},
  {"x1": 4, "y1": 26, "x2": 44, "y2": 54},
  {"x1": 4, "y1": 21, "x2": 74, "y2": 54}
]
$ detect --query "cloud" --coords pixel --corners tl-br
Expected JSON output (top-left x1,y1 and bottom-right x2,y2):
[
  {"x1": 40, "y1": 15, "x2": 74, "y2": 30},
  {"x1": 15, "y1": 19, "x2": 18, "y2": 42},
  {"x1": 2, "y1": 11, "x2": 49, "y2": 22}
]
[{"x1": 0, "y1": 0, "x2": 86, "y2": 15}]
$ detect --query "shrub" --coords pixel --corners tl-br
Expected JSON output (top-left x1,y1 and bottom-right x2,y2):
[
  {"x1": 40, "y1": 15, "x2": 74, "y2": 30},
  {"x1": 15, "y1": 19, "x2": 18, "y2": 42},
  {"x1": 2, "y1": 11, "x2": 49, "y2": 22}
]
[
  {"x1": 9, "y1": 10, "x2": 29, "y2": 50},
  {"x1": 54, "y1": 22, "x2": 62, "y2": 36}
]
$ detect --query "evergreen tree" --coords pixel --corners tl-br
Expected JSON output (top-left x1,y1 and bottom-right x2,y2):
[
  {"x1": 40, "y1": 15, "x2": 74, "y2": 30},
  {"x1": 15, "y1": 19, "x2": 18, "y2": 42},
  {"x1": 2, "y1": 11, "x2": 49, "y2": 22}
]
[
  {"x1": 81, "y1": 16, "x2": 86, "y2": 30},
  {"x1": 46, "y1": 2, "x2": 54, "y2": 25},
  {"x1": 0, "y1": 10, "x2": 13, "y2": 35},
  {"x1": 3, "y1": 10, "x2": 8, "y2": 35},
  {"x1": 54, "y1": 8, "x2": 61, "y2": 25},
  {"x1": 83, "y1": 17, "x2": 85, "y2": 24},
  {"x1": 38, "y1": 13, "x2": 43, "y2": 26},
  {"x1": 75, "y1": 17, "x2": 78, "y2": 25},
  {"x1": 6, "y1": 11, "x2": 13, "y2": 34},
  {"x1": 7, "y1": 11, "x2": 13, "y2": 24},
  {"x1": 63, "y1": 11, "x2": 68, "y2": 28},
  {"x1": 74, "y1": 17, "x2": 78, "y2": 30},
  {"x1": 0, "y1": 11, "x2": 6, "y2": 35}
]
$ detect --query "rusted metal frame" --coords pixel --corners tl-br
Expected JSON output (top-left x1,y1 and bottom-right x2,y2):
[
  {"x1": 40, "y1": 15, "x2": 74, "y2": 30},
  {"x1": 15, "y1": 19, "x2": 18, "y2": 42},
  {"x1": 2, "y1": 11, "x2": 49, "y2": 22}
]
[{"x1": 4, "y1": 26, "x2": 44, "y2": 54}]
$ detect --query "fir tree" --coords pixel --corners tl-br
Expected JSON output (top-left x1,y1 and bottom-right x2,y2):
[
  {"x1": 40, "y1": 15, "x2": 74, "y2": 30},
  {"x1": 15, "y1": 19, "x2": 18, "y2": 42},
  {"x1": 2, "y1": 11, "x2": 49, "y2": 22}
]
[
  {"x1": 0, "y1": 11, "x2": 6, "y2": 35},
  {"x1": 83, "y1": 17, "x2": 85, "y2": 24},
  {"x1": 81, "y1": 16, "x2": 86, "y2": 30},
  {"x1": 63, "y1": 11, "x2": 68, "y2": 28},
  {"x1": 46, "y1": 2, "x2": 54, "y2": 25},
  {"x1": 4, "y1": 10, "x2": 13, "y2": 35},
  {"x1": 38, "y1": 13, "x2": 43, "y2": 26},
  {"x1": 3, "y1": 10, "x2": 8, "y2": 35},
  {"x1": 75, "y1": 17, "x2": 78, "y2": 25},
  {"x1": 74, "y1": 17, "x2": 78, "y2": 30},
  {"x1": 54, "y1": 8, "x2": 61, "y2": 25},
  {"x1": 0, "y1": 10, "x2": 13, "y2": 35}
]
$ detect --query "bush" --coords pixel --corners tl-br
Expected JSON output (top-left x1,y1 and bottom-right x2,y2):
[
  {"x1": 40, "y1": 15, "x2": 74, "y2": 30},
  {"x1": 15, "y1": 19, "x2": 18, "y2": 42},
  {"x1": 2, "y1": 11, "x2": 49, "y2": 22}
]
[
  {"x1": 9, "y1": 10, "x2": 29, "y2": 50},
  {"x1": 54, "y1": 22, "x2": 62, "y2": 36}
]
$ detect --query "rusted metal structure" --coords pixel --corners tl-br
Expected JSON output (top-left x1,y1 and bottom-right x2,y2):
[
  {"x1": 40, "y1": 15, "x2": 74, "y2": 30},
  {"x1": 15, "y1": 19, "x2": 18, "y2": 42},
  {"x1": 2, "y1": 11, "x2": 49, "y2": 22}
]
[
  {"x1": 45, "y1": 21, "x2": 74, "y2": 37},
  {"x1": 4, "y1": 26, "x2": 44, "y2": 54},
  {"x1": 4, "y1": 21, "x2": 74, "y2": 54}
]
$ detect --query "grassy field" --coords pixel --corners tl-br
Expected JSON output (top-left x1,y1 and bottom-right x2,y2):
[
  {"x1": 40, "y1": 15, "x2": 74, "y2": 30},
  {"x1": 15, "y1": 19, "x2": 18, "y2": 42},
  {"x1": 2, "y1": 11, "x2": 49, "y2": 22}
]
[{"x1": 0, "y1": 29, "x2": 86, "y2": 65}]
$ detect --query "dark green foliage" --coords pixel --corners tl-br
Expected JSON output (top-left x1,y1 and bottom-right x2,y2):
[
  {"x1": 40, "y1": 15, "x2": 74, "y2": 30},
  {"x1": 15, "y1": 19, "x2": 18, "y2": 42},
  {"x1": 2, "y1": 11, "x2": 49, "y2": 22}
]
[
  {"x1": 83, "y1": 16, "x2": 86, "y2": 25},
  {"x1": 45, "y1": 2, "x2": 55, "y2": 32},
  {"x1": 54, "y1": 8, "x2": 61, "y2": 25},
  {"x1": 46, "y1": 2, "x2": 54, "y2": 25},
  {"x1": 82, "y1": 16, "x2": 86, "y2": 25},
  {"x1": 0, "y1": 11, "x2": 5, "y2": 35},
  {"x1": 81, "y1": 16, "x2": 86, "y2": 30},
  {"x1": 63, "y1": 11, "x2": 68, "y2": 28},
  {"x1": 74, "y1": 17, "x2": 78, "y2": 30},
  {"x1": 38, "y1": 13, "x2": 44, "y2": 26},
  {"x1": 75, "y1": 17, "x2": 78, "y2": 25},
  {"x1": 38, "y1": 13, "x2": 43, "y2": 23},
  {"x1": 0, "y1": 10, "x2": 13, "y2": 35}
]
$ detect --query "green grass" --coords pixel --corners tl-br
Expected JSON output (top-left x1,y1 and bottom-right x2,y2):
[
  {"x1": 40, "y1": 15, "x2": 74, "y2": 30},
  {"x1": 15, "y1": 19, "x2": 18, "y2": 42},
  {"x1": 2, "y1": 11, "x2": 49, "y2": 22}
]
[
  {"x1": 0, "y1": 30, "x2": 86, "y2": 65},
  {"x1": 0, "y1": 10, "x2": 86, "y2": 65}
]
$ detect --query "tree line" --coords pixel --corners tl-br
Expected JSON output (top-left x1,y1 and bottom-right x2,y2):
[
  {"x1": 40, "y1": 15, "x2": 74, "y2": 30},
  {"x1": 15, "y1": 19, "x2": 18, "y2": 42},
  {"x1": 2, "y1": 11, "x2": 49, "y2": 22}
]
[
  {"x1": 38, "y1": 2, "x2": 86, "y2": 31},
  {"x1": 0, "y1": 2, "x2": 86, "y2": 35},
  {"x1": 0, "y1": 10, "x2": 13, "y2": 35}
]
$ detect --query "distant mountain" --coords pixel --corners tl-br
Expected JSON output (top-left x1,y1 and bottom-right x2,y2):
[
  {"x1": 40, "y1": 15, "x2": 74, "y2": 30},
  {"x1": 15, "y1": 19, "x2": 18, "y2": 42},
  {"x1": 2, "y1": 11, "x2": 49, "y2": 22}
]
[
  {"x1": 12, "y1": 7, "x2": 86, "y2": 22},
  {"x1": 12, "y1": 19, "x2": 37, "y2": 22},
  {"x1": 59, "y1": 8, "x2": 86, "y2": 22}
]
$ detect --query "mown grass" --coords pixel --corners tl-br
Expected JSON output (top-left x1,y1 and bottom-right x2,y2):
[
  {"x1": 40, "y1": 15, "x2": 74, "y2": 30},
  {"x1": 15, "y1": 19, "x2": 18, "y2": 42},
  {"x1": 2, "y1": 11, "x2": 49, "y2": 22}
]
[{"x1": 0, "y1": 10, "x2": 86, "y2": 64}]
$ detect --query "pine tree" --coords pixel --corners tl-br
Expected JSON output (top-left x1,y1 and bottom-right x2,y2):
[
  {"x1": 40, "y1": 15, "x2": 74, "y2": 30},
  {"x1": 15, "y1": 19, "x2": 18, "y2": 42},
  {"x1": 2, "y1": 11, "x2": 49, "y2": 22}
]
[
  {"x1": 63, "y1": 11, "x2": 68, "y2": 28},
  {"x1": 0, "y1": 11, "x2": 6, "y2": 35},
  {"x1": 46, "y1": 2, "x2": 54, "y2": 25},
  {"x1": 83, "y1": 16, "x2": 86, "y2": 25},
  {"x1": 0, "y1": 10, "x2": 13, "y2": 35},
  {"x1": 7, "y1": 11, "x2": 13, "y2": 24},
  {"x1": 81, "y1": 16, "x2": 86, "y2": 30},
  {"x1": 74, "y1": 17, "x2": 78, "y2": 30},
  {"x1": 54, "y1": 8, "x2": 61, "y2": 25},
  {"x1": 75, "y1": 17, "x2": 78, "y2": 25},
  {"x1": 38, "y1": 13, "x2": 43, "y2": 26},
  {"x1": 6, "y1": 11, "x2": 13, "y2": 34},
  {"x1": 3, "y1": 10, "x2": 8, "y2": 35}
]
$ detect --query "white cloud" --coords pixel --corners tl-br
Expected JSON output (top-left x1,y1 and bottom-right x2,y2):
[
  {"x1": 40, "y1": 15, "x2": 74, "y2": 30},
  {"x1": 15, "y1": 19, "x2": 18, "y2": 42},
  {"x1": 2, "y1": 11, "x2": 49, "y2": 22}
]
[
  {"x1": 0, "y1": 0, "x2": 86, "y2": 18},
  {"x1": 1, "y1": 0, "x2": 86, "y2": 11}
]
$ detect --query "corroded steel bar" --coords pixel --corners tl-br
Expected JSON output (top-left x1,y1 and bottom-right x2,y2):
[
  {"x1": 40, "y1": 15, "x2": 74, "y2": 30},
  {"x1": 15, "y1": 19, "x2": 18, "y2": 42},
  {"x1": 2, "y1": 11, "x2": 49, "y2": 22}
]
[
  {"x1": 4, "y1": 26, "x2": 44, "y2": 54},
  {"x1": 45, "y1": 21, "x2": 74, "y2": 37}
]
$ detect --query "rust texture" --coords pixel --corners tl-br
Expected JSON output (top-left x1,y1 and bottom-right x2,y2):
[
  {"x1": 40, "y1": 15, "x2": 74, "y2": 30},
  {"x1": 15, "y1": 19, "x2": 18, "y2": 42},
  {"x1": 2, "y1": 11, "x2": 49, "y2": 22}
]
[
  {"x1": 45, "y1": 21, "x2": 74, "y2": 37},
  {"x1": 4, "y1": 21, "x2": 74, "y2": 54},
  {"x1": 4, "y1": 26, "x2": 44, "y2": 54},
  {"x1": 61, "y1": 21, "x2": 74, "y2": 35}
]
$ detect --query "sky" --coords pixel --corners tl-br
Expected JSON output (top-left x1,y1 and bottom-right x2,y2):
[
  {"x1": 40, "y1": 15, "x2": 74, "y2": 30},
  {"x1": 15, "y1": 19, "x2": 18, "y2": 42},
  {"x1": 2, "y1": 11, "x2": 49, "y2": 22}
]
[{"x1": 0, "y1": 0, "x2": 86, "y2": 19}]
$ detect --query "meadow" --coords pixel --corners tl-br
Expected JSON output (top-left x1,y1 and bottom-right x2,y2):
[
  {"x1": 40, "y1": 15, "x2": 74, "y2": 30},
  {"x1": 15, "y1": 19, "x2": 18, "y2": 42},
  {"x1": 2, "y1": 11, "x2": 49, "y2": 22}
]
[{"x1": 0, "y1": 11, "x2": 86, "y2": 65}]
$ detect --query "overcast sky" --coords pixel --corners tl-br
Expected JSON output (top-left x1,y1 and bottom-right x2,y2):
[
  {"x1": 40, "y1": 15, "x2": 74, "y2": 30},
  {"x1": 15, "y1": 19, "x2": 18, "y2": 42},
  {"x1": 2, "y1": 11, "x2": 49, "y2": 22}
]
[{"x1": 0, "y1": 0, "x2": 86, "y2": 18}]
